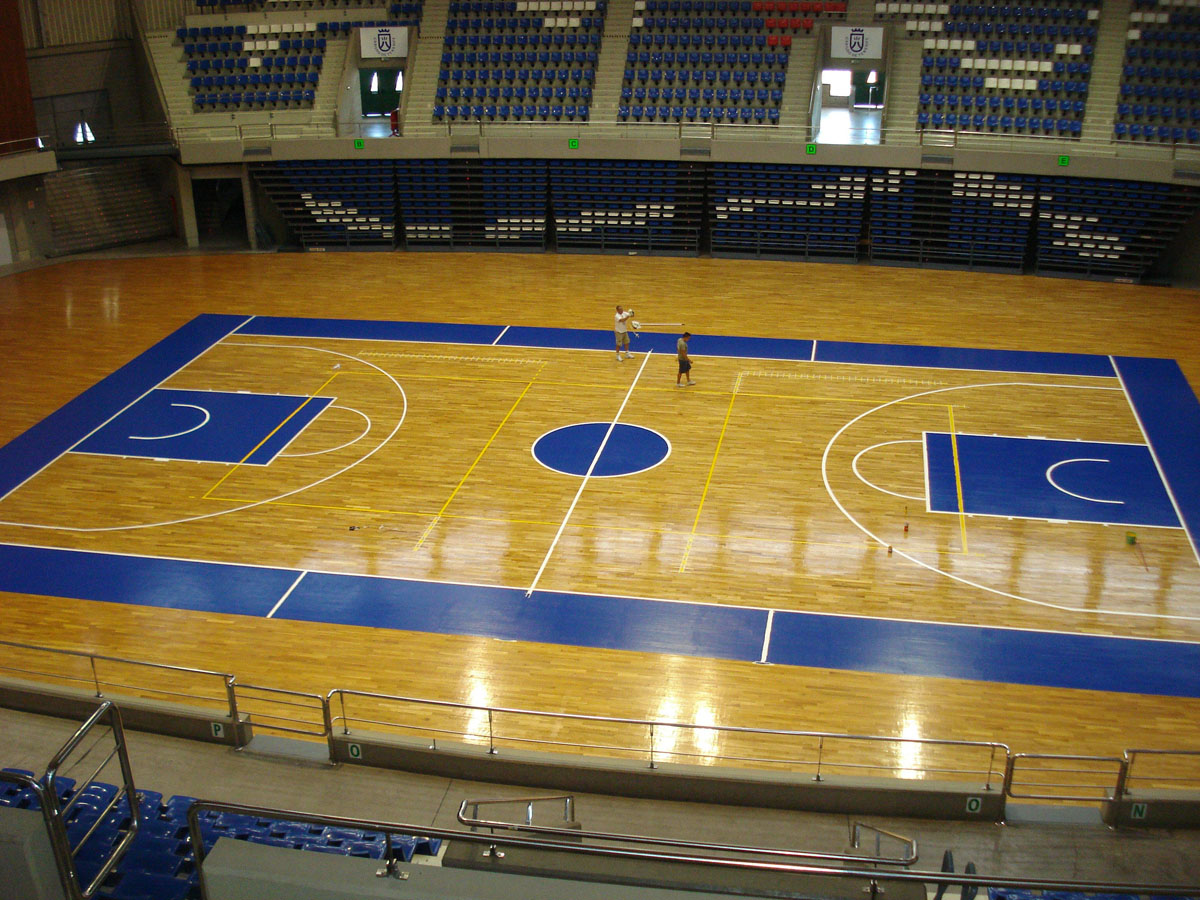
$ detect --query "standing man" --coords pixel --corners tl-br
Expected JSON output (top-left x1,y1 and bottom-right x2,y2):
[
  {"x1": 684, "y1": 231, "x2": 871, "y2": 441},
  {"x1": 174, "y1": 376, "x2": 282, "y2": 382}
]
[
  {"x1": 676, "y1": 331, "x2": 695, "y2": 387},
  {"x1": 614, "y1": 305, "x2": 635, "y2": 361}
]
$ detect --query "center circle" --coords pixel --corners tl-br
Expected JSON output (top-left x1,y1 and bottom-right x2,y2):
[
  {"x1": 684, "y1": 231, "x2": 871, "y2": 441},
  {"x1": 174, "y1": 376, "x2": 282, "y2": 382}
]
[{"x1": 532, "y1": 423, "x2": 671, "y2": 478}]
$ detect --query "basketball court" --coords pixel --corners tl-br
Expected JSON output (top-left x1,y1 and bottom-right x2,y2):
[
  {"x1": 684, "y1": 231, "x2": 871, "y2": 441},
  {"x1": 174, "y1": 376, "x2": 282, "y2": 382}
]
[
  {"x1": 3, "y1": 311, "x2": 1199, "y2": 694},
  {"x1": 2, "y1": 252, "x2": 1200, "y2": 783}
]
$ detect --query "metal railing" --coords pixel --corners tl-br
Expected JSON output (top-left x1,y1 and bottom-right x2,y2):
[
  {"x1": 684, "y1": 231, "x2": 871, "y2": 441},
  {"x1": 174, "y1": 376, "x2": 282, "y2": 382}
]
[
  {"x1": 0, "y1": 638, "x2": 238, "y2": 720},
  {"x1": 169, "y1": 116, "x2": 1200, "y2": 163},
  {"x1": 0, "y1": 135, "x2": 51, "y2": 158},
  {"x1": 327, "y1": 688, "x2": 1009, "y2": 787},
  {"x1": 1122, "y1": 749, "x2": 1200, "y2": 797},
  {"x1": 0, "y1": 701, "x2": 141, "y2": 899},
  {"x1": 184, "y1": 797, "x2": 1200, "y2": 898},
  {"x1": 4, "y1": 639, "x2": 1200, "y2": 808},
  {"x1": 457, "y1": 795, "x2": 920, "y2": 868},
  {"x1": 1005, "y1": 753, "x2": 1128, "y2": 803},
  {"x1": 231, "y1": 683, "x2": 331, "y2": 740}
]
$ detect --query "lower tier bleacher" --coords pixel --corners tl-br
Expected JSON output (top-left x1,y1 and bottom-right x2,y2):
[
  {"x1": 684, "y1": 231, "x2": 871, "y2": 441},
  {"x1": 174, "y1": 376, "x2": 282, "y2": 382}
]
[{"x1": 1, "y1": 768, "x2": 442, "y2": 900}]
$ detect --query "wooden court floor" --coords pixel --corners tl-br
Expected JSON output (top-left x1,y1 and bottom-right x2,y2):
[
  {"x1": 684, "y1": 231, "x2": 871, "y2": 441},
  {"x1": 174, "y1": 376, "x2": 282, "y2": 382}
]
[{"x1": 2, "y1": 251, "x2": 1200, "y2": 781}]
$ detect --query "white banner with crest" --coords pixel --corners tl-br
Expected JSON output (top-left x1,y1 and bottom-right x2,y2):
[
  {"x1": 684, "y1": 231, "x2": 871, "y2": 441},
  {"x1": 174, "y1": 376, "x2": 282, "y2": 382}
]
[
  {"x1": 830, "y1": 26, "x2": 884, "y2": 60},
  {"x1": 361, "y1": 26, "x2": 409, "y2": 58}
]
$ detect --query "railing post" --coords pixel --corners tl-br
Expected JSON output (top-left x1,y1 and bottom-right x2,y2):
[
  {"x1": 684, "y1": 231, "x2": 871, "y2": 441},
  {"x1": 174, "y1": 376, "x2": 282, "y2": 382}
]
[
  {"x1": 1003, "y1": 753, "x2": 1017, "y2": 798},
  {"x1": 813, "y1": 736, "x2": 824, "y2": 782},
  {"x1": 90, "y1": 657, "x2": 101, "y2": 697},
  {"x1": 225, "y1": 676, "x2": 241, "y2": 742},
  {"x1": 649, "y1": 722, "x2": 657, "y2": 769},
  {"x1": 1114, "y1": 755, "x2": 1131, "y2": 800},
  {"x1": 487, "y1": 709, "x2": 497, "y2": 754},
  {"x1": 985, "y1": 746, "x2": 998, "y2": 791}
]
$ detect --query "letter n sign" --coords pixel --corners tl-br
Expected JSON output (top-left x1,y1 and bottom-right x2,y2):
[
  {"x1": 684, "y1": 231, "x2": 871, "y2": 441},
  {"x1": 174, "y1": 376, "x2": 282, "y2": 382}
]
[{"x1": 1131, "y1": 802, "x2": 1148, "y2": 821}]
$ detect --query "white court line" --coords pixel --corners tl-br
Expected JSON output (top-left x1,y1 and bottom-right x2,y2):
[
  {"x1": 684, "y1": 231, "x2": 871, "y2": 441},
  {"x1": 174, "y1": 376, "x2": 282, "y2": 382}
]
[
  {"x1": 810, "y1": 341, "x2": 817, "y2": 363},
  {"x1": 1112, "y1": 355, "x2": 1200, "y2": 568},
  {"x1": 279, "y1": 406, "x2": 371, "y2": 458},
  {"x1": 0, "y1": 316, "x2": 254, "y2": 504},
  {"x1": 851, "y1": 439, "x2": 925, "y2": 502},
  {"x1": 759, "y1": 609, "x2": 775, "y2": 663},
  {"x1": 128, "y1": 403, "x2": 211, "y2": 441},
  {"x1": 267, "y1": 570, "x2": 307, "y2": 618},
  {"x1": 525, "y1": 351, "x2": 653, "y2": 598},
  {"x1": 822, "y1": 380, "x2": 1200, "y2": 623},
  {"x1": 492, "y1": 325, "x2": 510, "y2": 345},
  {"x1": 1046, "y1": 458, "x2": 1122, "y2": 505},
  {"x1": 0, "y1": 343, "x2": 406, "y2": 533},
  {"x1": 6, "y1": 535, "x2": 1198, "y2": 645}
]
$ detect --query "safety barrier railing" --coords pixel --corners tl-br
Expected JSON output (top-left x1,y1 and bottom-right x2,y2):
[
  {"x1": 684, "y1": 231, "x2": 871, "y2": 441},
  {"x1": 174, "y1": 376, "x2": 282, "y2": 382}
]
[
  {"x1": 231, "y1": 683, "x2": 331, "y2": 740},
  {"x1": 4, "y1": 639, "x2": 1200, "y2": 808},
  {"x1": 0, "y1": 638, "x2": 238, "y2": 721},
  {"x1": 0, "y1": 701, "x2": 141, "y2": 899},
  {"x1": 457, "y1": 795, "x2": 920, "y2": 868},
  {"x1": 1121, "y1": 749, "x2": 1200, "y2": 797},
  {"x1": 1004, "y1": 752, "x2": 1128, "y2": 803},
  {"x1": 327, "y1": 688, "x2": 1009, "y2": 788},
  {"x1": 169, "y1": 116, "x2": 1200, "y2": 163},
  {"x1": 0, "y1": 135, "x2": 50, "y2": 158},
  {"x1": 184, "y1": 796, "x2": 1200, "y2": 898}
]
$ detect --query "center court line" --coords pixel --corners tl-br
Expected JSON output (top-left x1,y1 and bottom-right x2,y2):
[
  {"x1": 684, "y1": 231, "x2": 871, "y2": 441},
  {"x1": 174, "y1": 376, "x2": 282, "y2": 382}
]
[
  {"x1": 492, "y1": 325, "x2": 510, "y2": 345},
  {"x1": 525, "y1": 351, "x2": 654, "y2": 598},
  {"x1": 758, "y1": 609, "x2": 775, "y2": 663},
  {"x1": 267, "y1": 570, "x2": 307, "y2": 618}
]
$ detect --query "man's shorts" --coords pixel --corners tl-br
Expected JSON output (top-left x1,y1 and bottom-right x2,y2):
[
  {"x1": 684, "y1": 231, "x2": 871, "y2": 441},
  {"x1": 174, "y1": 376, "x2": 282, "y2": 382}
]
[{"x1": 678, "y1": 358, "x2": 691, "y2": 375}]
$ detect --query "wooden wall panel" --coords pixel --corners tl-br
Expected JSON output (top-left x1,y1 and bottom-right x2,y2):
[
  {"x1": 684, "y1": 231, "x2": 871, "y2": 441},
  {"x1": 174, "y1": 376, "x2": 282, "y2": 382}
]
[
  {"x1": 37, "y1": 0, "x2": 129, "y2": 47},
  {"x1": 0, "y1": 0, "x2": 37, "y2": 145}
]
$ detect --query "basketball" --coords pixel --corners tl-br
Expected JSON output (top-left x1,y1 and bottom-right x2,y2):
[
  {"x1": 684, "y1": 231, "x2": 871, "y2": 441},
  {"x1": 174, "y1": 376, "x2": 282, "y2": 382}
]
[{"x1": 631, "y1": 320, "x2": 641, "y2": 330}]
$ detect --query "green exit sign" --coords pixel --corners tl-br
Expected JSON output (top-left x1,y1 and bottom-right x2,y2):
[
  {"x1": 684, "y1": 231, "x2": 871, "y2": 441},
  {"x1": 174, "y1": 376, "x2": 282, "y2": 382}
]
[
  {"x1": 354, "y1": 139, "x2": 365, "y2": 149},
  {"x1": 568, "y1": 138, "x2": 579, "y2": 149},
  {"x1": 1057, "y1": 154, "x2": 1070, "y2": 166},
  {"x1": 805, "y1": 143, "x2": 817, "y2": 155}
]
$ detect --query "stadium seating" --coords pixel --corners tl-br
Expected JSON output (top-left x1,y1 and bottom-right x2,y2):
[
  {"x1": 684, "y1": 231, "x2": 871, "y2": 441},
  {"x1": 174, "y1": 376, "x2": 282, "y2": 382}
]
[
  {"x1": 550, "y1": 159, "x2": 705, "y2": 251},
  {"x1": 710, "y1": 163, "x2": 866, "y2": 258},
  {"x1": 1114, "y1": 3, "x2": 1200, "y2": 143},
  {"x1": 434, "y1": 1, "x2": 608, "y2": 123},
  {"x1": 1, "y1": 768, "x2": 441, "y2": 900},
  {"x1": 620, "y1": 0, "x2": 836, "y2": 124},
  {"x1": 899, "y1": 1, "x2": 1100, "y2": 136}
]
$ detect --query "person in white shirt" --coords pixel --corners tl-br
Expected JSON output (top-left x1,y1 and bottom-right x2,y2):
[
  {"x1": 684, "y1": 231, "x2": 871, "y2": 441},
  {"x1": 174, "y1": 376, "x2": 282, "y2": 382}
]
[{"x1": 614, "y1": 305, "x2": 635, "y2": 360}]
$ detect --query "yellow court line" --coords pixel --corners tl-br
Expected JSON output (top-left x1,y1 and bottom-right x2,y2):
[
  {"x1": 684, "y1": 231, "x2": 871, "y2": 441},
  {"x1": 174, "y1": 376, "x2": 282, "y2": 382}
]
[
  {"x1": 947, "y1": 404, "x2": 969, "y2": 555},
  {"x1": 202, "y1": 370, "x2": 340, "y2": 500},
  {"x1": 414, "y1": 363, "x2": 546, "y2": 550},
  {"x1": 679, "y1": 374, "x2": 743, "y2": 573}
]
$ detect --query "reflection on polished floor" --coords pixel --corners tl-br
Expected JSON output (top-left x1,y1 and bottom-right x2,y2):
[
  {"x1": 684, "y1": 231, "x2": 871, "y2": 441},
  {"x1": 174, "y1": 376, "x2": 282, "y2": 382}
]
[{"x1": 1, "y1": 251, "x2": 1199, "y2": 787}]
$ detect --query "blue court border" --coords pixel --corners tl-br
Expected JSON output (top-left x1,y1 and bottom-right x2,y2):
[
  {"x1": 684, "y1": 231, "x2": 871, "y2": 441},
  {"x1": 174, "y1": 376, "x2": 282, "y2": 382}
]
[{"x1": 1, "y1": 314, "x2": 1198, "y2": 698}]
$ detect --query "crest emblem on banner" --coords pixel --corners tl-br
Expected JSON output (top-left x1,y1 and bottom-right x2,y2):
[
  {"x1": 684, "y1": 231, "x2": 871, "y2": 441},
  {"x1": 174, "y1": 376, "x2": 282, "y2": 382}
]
[
  {"x1": 375, "y1": 29, "x2": 393, "y2": 54},
  {"x1": 847, "y1": 27, "x2": 866, "y2": 54}
]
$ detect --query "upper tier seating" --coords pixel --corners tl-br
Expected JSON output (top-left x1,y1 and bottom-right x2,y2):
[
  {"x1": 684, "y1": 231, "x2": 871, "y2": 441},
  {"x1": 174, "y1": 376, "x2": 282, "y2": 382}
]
[
  {"x1": 892, "y1": 1, "x2": 1101, "y2": 136},
  {"x1": 1115, "y1": 2, "x2": 1200, "y2": 143},
  {"x1": 434, "y1": 0, "x2": 608, "y2": 123}
]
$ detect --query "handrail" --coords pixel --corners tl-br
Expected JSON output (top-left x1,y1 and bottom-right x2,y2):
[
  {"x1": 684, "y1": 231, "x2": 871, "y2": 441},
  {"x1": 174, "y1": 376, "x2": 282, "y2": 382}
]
[
  {"x1": 328, "y1": 687, "x2": 1009, "y2": 786},
  {"x1": 1004, "y1": 752, "x2": 1127, "y2": 803},
  {"x1": 0, "y1": 638, "x2": 238, "y2": 717},
  {"x1": 461, "y1": 793, "x2": 577, "y2": 828},
  {"x1": 0, "y1": 702, "x2": 143, "y2": 899},
  {"x1": 456, "y1": 797, "x2": 920, "y2": 868},
  {"x1": 232, "y1": 683, "x2": 331, "y2": 739},
  {"x1": 185, "y1": 798, "x2": 1200, "y2": 896}
]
